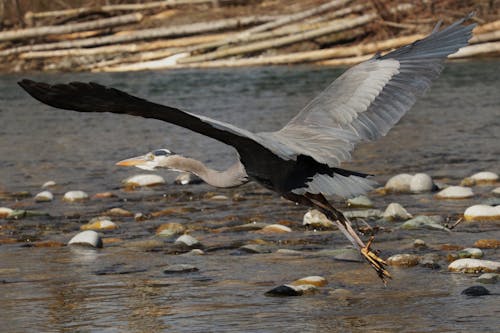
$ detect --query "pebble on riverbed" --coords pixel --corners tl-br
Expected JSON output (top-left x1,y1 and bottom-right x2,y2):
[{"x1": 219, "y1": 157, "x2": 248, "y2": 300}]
[
  {"x1": 265, "y1": 284, "x2": 318, "y2": 297},
  {"x1": 448, "y1": 258, "x2": 500, "y2": 273},
  {"x1": 400, "y1": 215, "x2": 449, "y2": 231},
  {"x1": 303, "y1": 209, "x2": 334, "y2": 229},
  {"x1": 0, "y1": 207, "x2": 14, "y2": 218},
  {"x1": 290, "y1": 276, "x2": 328, "y2": 287},
  {"x1": 81, "y1": 217, "x2": 118, "y2": 231},
  {"x1": 435, "y1": 186, "x2": 474, "y2": 199},
  {"x1": 174, "y1": 234, "x2": 201, "y2": 248},
  {"x1": 68, "y1": 230, "x2": 103, "y2": 248},
  {"x1": 258, "y1": 224, "x2": 292, "y2": 234},
  {"x1": 383, "y1": 203, "x2": 412, "y2": 221},
  {"x1": 476, "y1": 273, "x2": 499, "y2": 284},
  {"x1": 123, "y1": 174, "x2": 165, "y2": 187},
  {"x1": 63, "y1": 190, "x2": 89, "y2": 202},
  {"x1": 461, "y1": 286, "x2": 491, "y2": 296},
  {"x1": 41, "y1": 180, "x2": 56, "y2": 188},
  {"x1": 387, "y1": 254, "x2": 420, "y2": 267},
  {"x1": 493, "y1": 187, "x2": 500, "y2": 196},
  {"x1": 384, "y1": 173, "x2": 413, "y2": 192},
  {"x1": 34, "y1": 191, "x2": 53, "y2": 202},
  {"x1": 106, "y1": 207, "x2": 134, "y2": 217},
  {"x1": 463, "y1": 205, "x2": 500, "y2": 221},
  {"x1": 461, "y1": 171, "x2": 499, "y2": 186},
  {"x1": 347, "y1": 195, "x2": 373, "y2": 208},
  {"x1": 410, "y1": 173, "x2": 434, "y2": 193},
  {"x1": 156, "y1": 222, "x2": 186, "y2": 237},
  {"x1": 384, "y1": 173, "x2": 434, "y2": 193}
]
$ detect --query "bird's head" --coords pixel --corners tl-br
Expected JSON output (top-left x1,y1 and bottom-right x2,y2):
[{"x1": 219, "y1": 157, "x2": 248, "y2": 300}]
[{"x1": 116, "y1": 149, "x2": 176, "y2": 171}]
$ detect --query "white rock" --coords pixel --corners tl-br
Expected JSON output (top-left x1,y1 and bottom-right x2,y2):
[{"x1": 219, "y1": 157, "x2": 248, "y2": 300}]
[
  {"x1": 291, "y1": 276, "x2": 328, "y2": 287},
  {"x1": 261, "y1": 224, "x2": 292, "y2": 233},
  {"x1": 463, "y1": 205, "x2": 500, "y2": 221},
  {"x1": 63, "y1": 190, "x2": 89, "y2": 202},
  {"x1": 410, "y1": 173, "x2": 434, "y2": 193},
  {"x1": 0, "y1": 207, "x2": 14, "y2": 218},
  {"x1": 387, "y1": 253, "x2": 420, "y2": 267},
  {"x1": 448, "y1": 258, "x2": 500, "y2": 273},
  {"x1": 175, "y1": 234, "x2": 200, "y2": 247},
  {"x1": 123, "y1": 174, "x2": 165, "y2": 187},
  {"x1": 210, "y1": 195, "x2": 228, "y2": 201},
  {"x1": 385, "y1": 173, "x2": 413, "y2": 192},
  {"x1": 34, "y1": 191, "x2": 53, "y2": 202},
  {"x1": 347, "y1": 195, "x2": 373, "y2": 208},
  {"x1": 303, "y1": 209, "x2": 334, "y2": 228},
  {"x1": 471, "y1": 171, "x2": 498, "y2": 182},
  {"x1": 68, "y1": 230, "x2": 103, "y2": 248},
  {"x1": 435, "y1": 186, "x2": 474, "y2": 199},
  {"x1": 383, "y1": 203, "x2": 412, "y2": 221},
  {"x1": 458, "y1": 248, "x2": 483, "y2": 259},
  {"x1": 492, "y1": 187, "x2": 500, "y2": 196},
  {"x1": 42, "y1": 180, "x2": 56, "y2": 188},
  {"x1": 81, "y1": 217, "x2": 118, "y2": 231}
]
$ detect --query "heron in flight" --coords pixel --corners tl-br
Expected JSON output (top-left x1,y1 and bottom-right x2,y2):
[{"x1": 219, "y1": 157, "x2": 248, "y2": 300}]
[{"x1": 19, "y1": 15, "x2": 474, "y2": 283}]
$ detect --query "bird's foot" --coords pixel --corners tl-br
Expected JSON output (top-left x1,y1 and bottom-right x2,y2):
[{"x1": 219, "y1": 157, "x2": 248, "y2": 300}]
[{"x1": 360, "y1": 236, "x2": 391, "y2": 285}]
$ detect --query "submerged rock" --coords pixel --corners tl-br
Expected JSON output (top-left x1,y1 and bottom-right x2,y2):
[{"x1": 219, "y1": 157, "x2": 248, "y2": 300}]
[
  {"x1": 419, "y1": 253, "x2": 441, "y2": 269},
  {"x1": 290, "y1": 276, "x2": 328, "y2": 287},
  {"x1": 462, "y1": 171, "x2": 499, "y2": 186},
  {"x1": 265, "y1": 284, "x2": 318, "y2": 296},
  {"x1": 383, "y1": 203, "x2": 412, "y2": 221},
  {"x1": 106, "y1": 207, "x2": 134, "y2": 217},
  {"x1": 259, "y1": 224, "x2": 292, "y2": 234},
  {"x1": 63, "y1": 190, "x2": 89, "y2": 202},
  {"x1": 400, "y1": 215, "x2": 449, "y2": 231},
  {"x1": 68, "y1": 230, "x2": 103, "y2": 248},
  {"x1": 156, "y1": 222, "x2": 186, "y2": 237},
  {"x1": 34, "y1": 191, "x2": 53, "y2": 202},
  {"x1": 385, "y1": 173, "x2": 413, "y2": 192},
  {"x1": 448, "y1": 259, "x2": 500, "y2": 273},
  {"x1": 81, "y1": 217, "x2": 118, "y2": 231},
  {"x1": 435, "y1": 186, "x2": 474, "y2": 199},
  {"x1": 461, "y1": 286, "x2": 490, "y2": 296},
  {"x1": 163, "y1": 264, "x2": 199, "y2": 274},
  {"x1": 175, "y1": 234, "x2": 200, "y2": 248},
  {"x1": 463, "y1": 205, "x2": 500, "y2": 221},
  {"x1": 476, "y1": 273, "x2": 499, "y2": 284},
  {"x1": 410, "y1": 173, "x2": 434, "y2": 193},
  {"x1": 387, "y1": 253, "x2": 420, "y2": 267},
  {"x1": 347, "y1": 195, "x2": 373, "y2": 208},
  {"x1": 123, "y1": 174, "x2": 165, "y2": 187},
  {"x1": 303, "y1": 209, "x2": 334, "y2": 229},
  {"x1": 41, "y1": 180, "x2": 56, "y2": 188},
  {"x1": 457, "y1": 248, "x2": 483, "y2": 259}
]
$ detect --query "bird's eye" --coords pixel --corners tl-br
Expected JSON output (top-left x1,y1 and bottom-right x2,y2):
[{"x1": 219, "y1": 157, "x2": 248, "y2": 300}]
[{"x1": 153, "y1": 149, "x2": 170, "y2": 156}]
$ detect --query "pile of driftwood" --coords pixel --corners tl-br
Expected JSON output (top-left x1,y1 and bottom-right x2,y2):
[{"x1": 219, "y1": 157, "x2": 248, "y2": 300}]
[{"x1": 0, "y1": 0, "x2": 499, "y2": 72}]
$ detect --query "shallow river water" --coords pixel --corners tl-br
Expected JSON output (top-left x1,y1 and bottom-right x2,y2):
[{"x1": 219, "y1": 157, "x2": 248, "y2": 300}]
[{"x1": 0, "y1": 61, "x2": 499, "y2": 332}]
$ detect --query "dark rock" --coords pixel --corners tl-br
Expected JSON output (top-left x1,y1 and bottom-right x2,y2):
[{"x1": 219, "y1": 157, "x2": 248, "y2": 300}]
[{"x1": 461, "y1": 286, "x2": 490, "y2": 296}]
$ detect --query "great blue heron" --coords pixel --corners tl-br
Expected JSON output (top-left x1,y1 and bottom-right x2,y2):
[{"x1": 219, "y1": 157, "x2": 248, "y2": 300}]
[{"x1": 18, "y1": 14, "x2": 474, "y2": 283}]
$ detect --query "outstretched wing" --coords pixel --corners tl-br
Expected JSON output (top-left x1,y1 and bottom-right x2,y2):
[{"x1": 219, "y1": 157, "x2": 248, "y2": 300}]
[
  {"x1": 260, "y1": 14, "x2": 475, "y2": 167},
  {"x1": 18, "y1": 79, "x2": 261, "y2": 150}
]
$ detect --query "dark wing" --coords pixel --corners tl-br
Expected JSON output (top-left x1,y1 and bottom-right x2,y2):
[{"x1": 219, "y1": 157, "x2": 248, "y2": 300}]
[
  {"x1": 259, "y1": 14, "x2": 475, "y2": 167},
  {"x1": 18, "y1": 79, "x2": 261, "y2": 150}
]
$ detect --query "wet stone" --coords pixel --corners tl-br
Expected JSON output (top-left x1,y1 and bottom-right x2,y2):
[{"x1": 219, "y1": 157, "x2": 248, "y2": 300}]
[
  {"x1": 462, "y1": 171, "x2": 499, "y2": 186},
  {"x1": 92, "y1": 192, "x2": 116, "y2": 199},
  {"x1": 410, "y1": 173, "x2": 434, "y2": 193},
  {"x1": 347, "y1": 195, "x2": 373, "y2": 208},
  {"x1": 63, "y1": 190, "x2": 89, "y2": 202},
  {"x1": 385, "y1": 173, "x2": 413, "y2": 192},
  {"x1": 81, "y1": 217, "x2": 118, "y2": 231},
  {"x1": 238, "y1": 244, "x2": 270, "y2": 254},
  {"x1": 435, "y1": 186, "x2": 474, "y2": 199},
  {"x1": 259, "y1": 224, "x2": 292, "y2": 234},
  {"x1": 163, "y1": 264, "x2": 199, "y2": 274},
  {"x1": 493, "y1": 187, "x2": 500, "y2": 196},
  {"x1": 106, "y1": 207, "x2": 134, "y2": 217},
  {"x1": 413, "y1": 239, "x2": 427, "y2": 248},
  {"x1": 463, "y1": 205, "x2": 500, "y2": 221},
  {"x1": 457, "y1": 248, "x2": 483, "y2": 259},
  {"x1": 209, "y1": 195, "x2": 229, "y2": 201},
  {"x1": 474, "y1": 239, "x2": 500, "y2": 249},
  {"x1": 34, "y1": 191, "x2": 53, "y2": 202},
  {"x1": 387, "y1": 254, "x2": 420, "y2": 267},
  {"x1": 400, "y1": 215, "x2": 449, "y2": 231},
  {"x1": 476, "y1": 273, "x2": 499, "y2": 284},
  {"x1": 123, "y1": 174, "x2": 165, "y2": 187},
  {"x1": 94, "y1": 263, "x2": 147, "y2": 275},
  {"x1": 0, "y1": 207, "x2": 14, "y2": 218},
  {"x1": 461, "y1": 286, "x2": 490, "y2": 296},
  {"x1": 175, "y1": 234, "x2": 201, "y2": 248},
  {"x1": 303, "y1": 209, "x2": 334, "y2": 229},
  {"x1": 419, "y1": 253, "x2": 441, "y2": 269},
  {"x1": 68, "y1": 230, "x2": 103, "y2": 248},
  {"x1": 448, "y1": 259, "x2": 500, "y2": 273},
  {"x1": 265, "y1": 284, "x2": 318, "y2": 297},
  {"x1": 41, "y1": 180, "x2": 56, "y2": 188},
  {"x1": 290, "y1": 276, "x2": 328, "y2": 287},
  {"x1": 383, "y1": 203, "x2": 412, "y2": 221},
  {"x1": 229, "y1": 222, "x2": 269, "y2": 232},
  {"x1": 156, "y1": 222, "x2": 186, "y2": 237}
]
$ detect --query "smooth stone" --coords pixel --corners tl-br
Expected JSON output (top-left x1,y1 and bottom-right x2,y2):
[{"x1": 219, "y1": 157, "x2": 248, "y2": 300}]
[
  {"x1": 163, "y1": 264, "x2": 199, "y2": 274},
  {"x1": 461, "y1": 286, "x2": 490, "y2": 296},
  {"x1": 413, "y1": 239, "x2": 427, "y2": 248},
  {"x1": 265, "y1": 284, "x2": 318, "y2": 297},
  {"x1": 435, "y1": 186, "x2": 474, "y2": 199},
  {"x1": 410, "y1": 173, "x2": 434, "y2": 193},
  {"x1": 123, "y1": 174, "x2": 165, "y2": 187},
  {"x1": 419, "y1": 253, "x2": 441, "y2": 269},
  {"x1": 302, "y1": 209, "x2": 334, "y2": 229},
  {"x1": 68, "y1": 230, "x2": 103, "y2": 248},
  {"x1": 175, "y1": 234, "x2": 200, "y2": 248},
  {"x1": 259, "y1": 224, "x2": 292, "y2": 233},
  {"x1": 156, "y1": 222, "x2": 186, "y2": 237},
  {"x1": 210, "y1": 195, "x2": 229, "y2": 201},
  {"x1": 0, "y1": 207, "x2": 14, "y2": 218},
  {"x1": 448, "y1": 259, "x2": 500, "y2": 273},
  {"x1": 400, "y1": 215, "x2": 449, "y2": 231},
  {"x1": 383, "y1": 203, "x2": 412, "y2": 221},
  {"x1": 474, "y1": 239, "x2": 500, "y2": 249},
  {"x1": 175, "y1": 172, "x2": 201, "y2": 185},
  {"x1": 63, "y1": 190, "x2": 89, "y2": 202},
  {"x1": 463, "y1": 205, "x2": 500, "y2": 221},
  {"x1": 92, "y1": 192, "x2": 116, "y2": 199},
  {"x1": 184, "y1": 249, "x2": 205, "y2": 256},
  {"x1": 385, "y1": 173, "x2": 413, "y2": 192},
  {"x1": 81, "y1": 217, "x2": 118, "y2": 231},
  {"x1": 347, "y1": 195, "x2": 373, "y2": 208},
  {"x1": 387, "y1": 253, "x2": 420, "y2": 267},
  {"x1": 344, "y1": 209, "x2": 382, "y2": 219},
  {"x1": 458, "y1": 248, "x2": 483, "y2": 259},
  {"x1": 290, "y1": 276, "x2": 328, "y2": 287},
  {"x1": 238, "y1": 244, "x2": 270, "y2": 254},
  {"x1": 41, "y1": 180, "x2": 56, "y2": 188},
  {"x1": 470, "y1": 171, "x2": 498, "y2": 183},
  {"x1": 476, "y1": 273, "x2": 499, "y2": 284},
  {"x1": 106, "y1": 207, "x2": 134, "y2": 217},
  {"x1": 229, "y1": 222, "x2": 269, "y2": 232},
  {"x1": 34, "y1": 191, "x2": 53, "y2": 202},
  {"x1": 493, "y1": 187, "x2": 500, "y2": 196}
]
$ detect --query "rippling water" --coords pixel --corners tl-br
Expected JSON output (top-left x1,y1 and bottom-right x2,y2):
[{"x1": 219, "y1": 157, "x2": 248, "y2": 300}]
[{"x1": 0, "y1": 62, "x2": 499, "y2": 332}]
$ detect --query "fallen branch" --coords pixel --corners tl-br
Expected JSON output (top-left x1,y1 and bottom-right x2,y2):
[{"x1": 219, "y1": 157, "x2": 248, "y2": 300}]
[
  {"x1": 0, "y1": 13, "x2": 143, "y2": 42},
  {"x1": 450, "y1": 41, "x2": 500, "y2": 58}
]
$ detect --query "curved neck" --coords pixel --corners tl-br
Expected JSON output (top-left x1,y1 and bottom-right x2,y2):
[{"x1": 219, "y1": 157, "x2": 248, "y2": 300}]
[{"x1": 165, "y1": 155, "x2": 248, "y2": 188}]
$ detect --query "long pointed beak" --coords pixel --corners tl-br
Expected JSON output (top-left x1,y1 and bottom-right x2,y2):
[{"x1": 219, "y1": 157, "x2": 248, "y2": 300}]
[{"x1": 116, "y1": 155, "x2": 149, "y2": 167}]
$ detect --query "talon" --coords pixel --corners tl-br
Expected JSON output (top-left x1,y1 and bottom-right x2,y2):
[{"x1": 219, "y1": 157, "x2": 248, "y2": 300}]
[{"x1": 360, "y1": 237, "x2": 391, "y2": 284}]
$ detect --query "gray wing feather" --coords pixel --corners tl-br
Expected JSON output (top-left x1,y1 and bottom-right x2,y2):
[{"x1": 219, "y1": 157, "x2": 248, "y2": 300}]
[{"x1": 260, "y1": 14, "x2": 475, "y2": 168}]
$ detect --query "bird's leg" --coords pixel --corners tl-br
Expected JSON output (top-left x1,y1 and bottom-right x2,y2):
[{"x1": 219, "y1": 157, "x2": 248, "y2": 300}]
[{"x1": 303, "y1": 193, "x2": 391, "y2": 284}]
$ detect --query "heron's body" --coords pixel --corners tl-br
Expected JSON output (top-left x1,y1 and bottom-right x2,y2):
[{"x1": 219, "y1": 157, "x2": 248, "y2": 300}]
[{"x1": 18, "y1": 14, "x2": 475, "y2": 282}]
